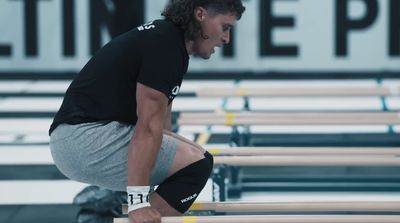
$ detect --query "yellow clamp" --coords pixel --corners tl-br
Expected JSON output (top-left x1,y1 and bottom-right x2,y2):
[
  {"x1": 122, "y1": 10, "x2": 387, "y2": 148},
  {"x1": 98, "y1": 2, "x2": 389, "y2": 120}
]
[
  {"x1": 238, "y1": 87, "x2": 247, "y2": 96},
  {"x1": 183, "y1": 216, "x2": 197, "y2": 223},
  {"x1": 196, "y1": 132, "x2": 211, "y2": 145},
  {"x1": 207, "y1": 148, "x2": 220, "y2": 156},
  {"x1": 225, "y1": 112, "x2": 235, "y2": 126},
  {"x1": 189, "y1": 202, "x2": 204, "y2": 211}
]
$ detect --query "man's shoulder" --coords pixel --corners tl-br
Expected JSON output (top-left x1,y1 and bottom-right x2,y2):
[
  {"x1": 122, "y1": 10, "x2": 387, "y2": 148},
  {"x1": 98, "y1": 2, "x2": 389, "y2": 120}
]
[
  {"x1": 136, "y1": 20, "x2": 183, "y2": 48},
  {"x1": 139, "y1": 19, "x2": 181, "y2": 37}
]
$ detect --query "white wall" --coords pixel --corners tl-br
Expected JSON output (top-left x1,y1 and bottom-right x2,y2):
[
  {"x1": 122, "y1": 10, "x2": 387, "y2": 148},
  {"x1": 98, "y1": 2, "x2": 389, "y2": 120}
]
[{"x1": 0, "y1": 0, "x2": 399, "y2": 72}]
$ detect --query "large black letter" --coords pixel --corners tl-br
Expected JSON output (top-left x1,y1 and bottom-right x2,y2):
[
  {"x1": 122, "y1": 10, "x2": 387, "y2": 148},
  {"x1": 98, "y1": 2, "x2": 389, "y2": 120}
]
[
  {"x1": 90, "y1": 0, "x2": 144, "y2": 55},
  {"x1": 15, "y1": 0, "x2": 43, "y2": 56},
  {"x1": 63, "y1": 0, "x2": 75, "y2": 57},
  {"x1": 335, "y1": 0, "x2": 378, "y2": 56},
  {"x1": 222, "y1": 28, "x2": 235, "y2": 57},
  {"x1": 0, "y1": 45, "x2": 12, "y2": 57},
  {"x1": 25, "y1": 0, "x2": 39, "y2": 56},
  {"x1": 389, "y1": 0, "x2": 400, "y2": 56},
  {"x1": 89, "y1": 0, "x2": 112, "y2": 55},
  {"x1": 222, "y1": 42, "x2": 234, "y2": 57},
  {"x1": 259, "y1": 0, "x2": 298, "y2": 57}
]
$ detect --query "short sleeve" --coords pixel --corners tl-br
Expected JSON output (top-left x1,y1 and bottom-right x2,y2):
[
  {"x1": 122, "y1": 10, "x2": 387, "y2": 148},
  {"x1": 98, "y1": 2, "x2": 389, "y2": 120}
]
[{"x1": 137, "y1": 33, "x2": 182, "y2": 100}]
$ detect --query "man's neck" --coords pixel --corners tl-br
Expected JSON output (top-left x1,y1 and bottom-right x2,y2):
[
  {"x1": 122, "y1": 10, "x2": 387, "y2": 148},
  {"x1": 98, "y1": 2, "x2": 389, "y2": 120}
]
[{"x1": 185, "y1": 40, "x2": 194, "y2": 55}]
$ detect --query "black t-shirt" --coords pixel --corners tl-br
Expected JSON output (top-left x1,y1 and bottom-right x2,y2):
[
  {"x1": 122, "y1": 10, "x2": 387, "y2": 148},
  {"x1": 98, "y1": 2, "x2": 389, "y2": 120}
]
[{"x1": 49, "y1": 19, "x2": 189, "y2": 134}]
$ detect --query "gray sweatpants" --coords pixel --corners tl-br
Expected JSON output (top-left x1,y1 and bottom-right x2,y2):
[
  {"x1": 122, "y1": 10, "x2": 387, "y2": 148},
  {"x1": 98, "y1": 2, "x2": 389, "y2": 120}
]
[{"x1": 49, "y1": 121, "x2": 177, "y2": 191}]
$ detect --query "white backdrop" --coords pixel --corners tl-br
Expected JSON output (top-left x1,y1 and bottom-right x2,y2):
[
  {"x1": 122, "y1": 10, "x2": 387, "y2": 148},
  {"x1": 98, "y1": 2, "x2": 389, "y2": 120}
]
[{"x1": 0, "y1": 0, "x2": 399, "y2": 72}]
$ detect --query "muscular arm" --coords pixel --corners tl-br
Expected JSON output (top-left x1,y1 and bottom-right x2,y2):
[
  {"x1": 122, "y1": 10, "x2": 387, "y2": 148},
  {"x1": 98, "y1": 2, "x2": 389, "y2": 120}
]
[
  {"x1": 164, "y1": 103, "x2": 172, "y2": 131},
  {"x1": 128, "y1": 83, "x2": 168, "y2": 186}
]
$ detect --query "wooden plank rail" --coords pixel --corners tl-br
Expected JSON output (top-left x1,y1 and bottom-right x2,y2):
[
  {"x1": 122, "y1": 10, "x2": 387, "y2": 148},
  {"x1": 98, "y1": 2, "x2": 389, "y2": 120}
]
[
  {"x1": 213, "y1": 155, "x2": 400, "y2": 166},
  {"x1": 207, "y1": 147, "x2": 400, "y2": 156},
  {"x1": 178, "y1": 112, "x2": 400, "y2": 125},
  {"x1": 114, "y1": 215, "x2": 400, "y2": 223},
  {"x1": 122, "y1": 201, "x2": 400, "y2": 214},
  {"x1": 196, "y1": 86, "x2": 400, "y2": 97}
]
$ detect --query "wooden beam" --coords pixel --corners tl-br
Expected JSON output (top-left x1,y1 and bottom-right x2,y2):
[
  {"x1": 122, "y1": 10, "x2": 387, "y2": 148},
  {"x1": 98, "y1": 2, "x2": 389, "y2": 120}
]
[
  {"x1": 114, "y1": 215, "x2": 400, "y2": 223},
  {"x1": 178, "y1": 112, "x2": 400, "y2": 125},
  {"x1": 213, "y1": 155, "x2": 400, "y2": 166},
  {"x1": 122, "y1": 201, "x2": 400, "y2": 214},
  {"x1": 196, "y1": 86, "x2": 400, "y2": 97},
  {"x1": 207, "y1": 147, "x2": 400, "y2": 156}
]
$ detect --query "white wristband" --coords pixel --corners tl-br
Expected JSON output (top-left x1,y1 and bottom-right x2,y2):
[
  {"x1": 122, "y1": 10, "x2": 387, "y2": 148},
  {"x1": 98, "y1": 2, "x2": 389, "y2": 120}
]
[{"x1": 127, "y1": 186, "x2": 151, "y2": 213}]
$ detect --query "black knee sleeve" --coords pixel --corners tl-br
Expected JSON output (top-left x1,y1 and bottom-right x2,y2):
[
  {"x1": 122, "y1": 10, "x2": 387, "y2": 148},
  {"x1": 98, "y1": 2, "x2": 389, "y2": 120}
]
[{"x1": 155, "y1": 151, "x2": 214, "y2": 213}]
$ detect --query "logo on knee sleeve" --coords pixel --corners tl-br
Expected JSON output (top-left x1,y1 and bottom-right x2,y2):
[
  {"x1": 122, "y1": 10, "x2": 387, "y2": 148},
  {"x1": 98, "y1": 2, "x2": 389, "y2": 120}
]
[{"x1": 181, "y1": 193, "x2": 197, "y2": 203}]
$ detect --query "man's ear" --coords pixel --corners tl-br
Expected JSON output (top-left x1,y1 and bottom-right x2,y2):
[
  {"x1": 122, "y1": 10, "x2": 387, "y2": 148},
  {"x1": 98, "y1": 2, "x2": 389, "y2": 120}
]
[{"x1": 194, "y1": 6, "x2": 207, "y2": 21}]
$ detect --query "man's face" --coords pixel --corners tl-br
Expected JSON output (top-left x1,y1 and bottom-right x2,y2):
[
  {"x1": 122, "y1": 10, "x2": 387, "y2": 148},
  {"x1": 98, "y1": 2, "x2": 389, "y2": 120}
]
[{"x1": 192, "y1": 8, "x2": 236, "y2": 59}]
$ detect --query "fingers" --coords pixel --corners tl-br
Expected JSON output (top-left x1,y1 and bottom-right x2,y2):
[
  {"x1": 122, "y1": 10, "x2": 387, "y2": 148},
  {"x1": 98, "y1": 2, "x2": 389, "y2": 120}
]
[{"x1": 129, "y1": 207, "x2": 161, "y2": 223}]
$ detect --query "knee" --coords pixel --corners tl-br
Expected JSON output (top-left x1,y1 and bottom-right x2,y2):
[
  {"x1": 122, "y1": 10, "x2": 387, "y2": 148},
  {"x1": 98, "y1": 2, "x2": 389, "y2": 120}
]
[
  {"x1": 171, "y1": 150, "x2": 213, "y2": 185},
  {"x1": 202, "y1": 151, "x2": 214, "y2": 177},
  {"x1": 185, "y1": 150, "x2": 214, "y2": 181},
  {"x1": 189, "y1": 144, "x2": 209, "y2": 164},
  {"x1": 155, "y1": 151, "x2": 214, "y2": 213}
]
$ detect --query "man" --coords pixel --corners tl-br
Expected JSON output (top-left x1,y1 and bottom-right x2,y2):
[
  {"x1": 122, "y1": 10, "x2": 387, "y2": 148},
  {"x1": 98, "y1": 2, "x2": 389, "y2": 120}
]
[{"x1": 49, "y1": 0, "x2": 245, "y2": 222}]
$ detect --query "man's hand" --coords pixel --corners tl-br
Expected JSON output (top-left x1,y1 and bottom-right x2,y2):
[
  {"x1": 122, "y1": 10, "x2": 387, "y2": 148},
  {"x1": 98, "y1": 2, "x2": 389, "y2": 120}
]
[{"x1": 129, "y1": 207, "x2": 161, "y2": 223}]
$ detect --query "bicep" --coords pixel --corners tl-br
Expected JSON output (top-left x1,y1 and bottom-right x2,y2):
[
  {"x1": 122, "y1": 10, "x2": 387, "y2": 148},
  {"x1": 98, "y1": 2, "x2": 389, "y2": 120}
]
[
  {"x1": 164, "y1": 102, "x2": 173, "y2": 130},
  {"x1": 136, "y1": 83, "x2": 168, "y2": 129},
  {"x1": 166, "y1": 102, "x2": 172, "y2": 119}
]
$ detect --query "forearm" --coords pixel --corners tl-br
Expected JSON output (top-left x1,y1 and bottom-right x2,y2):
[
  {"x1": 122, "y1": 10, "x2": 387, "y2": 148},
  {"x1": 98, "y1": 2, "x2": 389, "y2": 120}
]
[
  {"x1": 128, "y1": 126, "x2": 163, "y2": 185},
  {"x1": 129, "y1": 83, "x2": 168, "y2": 186},
  {"x1": 163, "y1": 116, "x2": 172, "y2": 131},
  {"x1": 163, "y1": 104, "x2": 172, "y2": 131}
]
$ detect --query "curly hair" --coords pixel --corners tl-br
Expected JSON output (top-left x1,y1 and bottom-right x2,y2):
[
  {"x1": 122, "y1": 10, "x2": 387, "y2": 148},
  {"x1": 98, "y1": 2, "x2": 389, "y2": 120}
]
[{"x1": 161, "y1": 0, "x2": 245, "y2": 40}]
